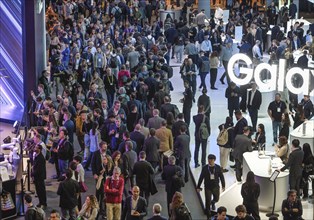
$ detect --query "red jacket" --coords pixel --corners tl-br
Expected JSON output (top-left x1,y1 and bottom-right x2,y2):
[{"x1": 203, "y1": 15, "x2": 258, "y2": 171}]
[{"x1": 104, "y1": 176, "x2": 124, "y2": 203}]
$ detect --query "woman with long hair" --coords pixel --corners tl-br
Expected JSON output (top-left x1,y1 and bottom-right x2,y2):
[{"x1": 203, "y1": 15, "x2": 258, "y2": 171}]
[
  {"x1": 218, "y1": 116, "x2": 234, "y2": 172},
  {"x1": 279, "y1": 112, "x2": 291, "y2": 139},
  {"x1": 169, "y1": 192, "x2": 191, "y2": 220},
  {"x1": 111, "y1": 150, "x2": 123, "y2": 171},
  {"x1": 291, "y1": 104, "x2": 305, "y2": 129},
  {"x1": 302, "y1": 143, "x2": 314, "y2": 199},
  {"x1": 241, "y1": 171, "x2": 261, "y2": 220},
  {"x1": 275, "y1": 136, "x2": 290, "y2": 163},
  {"x1": 252, "y1": 124, "x2": 266, "y2": 150},
  {"x1": 78, "y1": 195, "x2": 99, "y2": 219},
  {"x1": 166, "y1": 112, "x2": 175, "y2": 130}
]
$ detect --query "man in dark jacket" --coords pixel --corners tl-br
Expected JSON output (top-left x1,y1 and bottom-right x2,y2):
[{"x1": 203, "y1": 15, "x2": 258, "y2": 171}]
[
  {"x1": 281, "y1": 189, "x2": 303, "y2": 220},
  {"x1": 172, "y1": 113, "x2": 190, "y2": 140},
  {"x1": 225, "y1": 82, "x2": 240, "y2": 119},
  {"x1": 246, "y1": 82, "x2": 262, "y2": 132},
  {"x1": 196, "y1": 154, "x2": 225, "y2": 218},
  {"x1": 143, "y1": 128, "x2": 160, "y2": 169},
  {"x1": 193, "y1": 105, "x2": 211, "y2": 167},
  {"x1": 133, "y1": 151, "x2": 155, "y2": 205},
  {"x1": 91, "y1": 141, "x2": 111, "y2": 217},
  {"x1": 160, "y1": 96, "x2": 178, "y2": 119},
  {"x1": 161, "y1": 156, "x2": 184, "y2": 214},
  {"x1": 233, "y1": 127, "x2": 253, "y2": 182},
  {"x1": 121, "y1": 186, "x2": 147, "y2": 220},
  {"x1": 122, "y1": 141, "x2": 138, "y2": 197},
  {"x1": 280, "y1": 139, "x2": 304, "y2": 195},
  {"x1": 57, "y1": 169, "x2": 80, "y2": 220},
  {"x1": 174, "y1": 126, "x2": 191, "y2": 182},
  {"x1": 32, "y1": 144, "x2": 47, "y2": 209}
]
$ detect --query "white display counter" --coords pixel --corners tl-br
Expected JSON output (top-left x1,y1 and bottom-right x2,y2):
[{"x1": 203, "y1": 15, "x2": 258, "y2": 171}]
[
  {"x1": 290, "y1": 119, "x2": 314, "y2": 151},
  {"x1": 243, "y1": 151, "x2": 289, "y2": 212}
]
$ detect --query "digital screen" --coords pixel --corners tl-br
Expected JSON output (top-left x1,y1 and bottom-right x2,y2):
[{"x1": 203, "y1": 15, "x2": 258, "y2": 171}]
[{"x1": 0, "y1": 0, "x2": 24, "y2": 121}]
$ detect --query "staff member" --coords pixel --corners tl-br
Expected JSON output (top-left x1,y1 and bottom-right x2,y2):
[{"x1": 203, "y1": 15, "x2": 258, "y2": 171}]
[{"x1": 196, "y1": 154, "x2": 225, "y2": 219}]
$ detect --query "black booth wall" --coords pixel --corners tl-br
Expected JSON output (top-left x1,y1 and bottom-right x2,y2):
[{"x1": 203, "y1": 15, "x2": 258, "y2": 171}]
[{"x1": 23, "y1": 0, "x2": 46, "y2": 114}]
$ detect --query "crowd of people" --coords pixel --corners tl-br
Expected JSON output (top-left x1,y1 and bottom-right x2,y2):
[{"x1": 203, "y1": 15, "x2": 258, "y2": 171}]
[{"x1": 23, "y1": 0, "x2": 314, "y2": 220}]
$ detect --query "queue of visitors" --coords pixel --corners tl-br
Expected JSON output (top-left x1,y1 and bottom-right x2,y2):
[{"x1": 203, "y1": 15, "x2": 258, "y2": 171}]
[{"x1": 23, "y1": 0, "x2": 314, "y2": 220}]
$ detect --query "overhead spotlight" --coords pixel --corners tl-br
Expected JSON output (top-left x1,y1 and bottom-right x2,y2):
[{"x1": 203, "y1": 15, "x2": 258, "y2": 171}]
[{"x1": 12, "y1": 121, "x2": 20, "y2": 134}]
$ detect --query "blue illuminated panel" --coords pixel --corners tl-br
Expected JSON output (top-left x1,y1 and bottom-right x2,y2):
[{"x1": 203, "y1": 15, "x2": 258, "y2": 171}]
[{"x1": 0, "y1": 0, "x2": 24, "y2": 121}]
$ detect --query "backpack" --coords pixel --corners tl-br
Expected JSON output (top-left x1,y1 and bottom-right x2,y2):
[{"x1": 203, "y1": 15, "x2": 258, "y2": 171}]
[
  {"x1": 67, "y1": 141, "x2": 74, "y2": 160},
  {"x1": 175, "y1": 203, "x2": 192, "y2": 220},
  {"x1": 172, "y1": 166, "x2": 185, "y2": 189},
  {"x1": 146, "y1": 37, "x2": 154, "y2": 50},
  {"x1": 200, "y1": 58, "x2": 210, "y2": 73},
  {"x1": 199, "y1": 115, "x2": 210, "y2": 140},
  {"x1": 110, "y1": 56, "x2": 119, "y2": 68},
  {"x1": 217, "y1": 127, "x2": 232, "y2": 146},
  {"x1": 162, "y1": 64, "x2": 173, "y2": 78},
  {"x1": 112, "y1": 6, "x2": 121, "y2": 18},
  {"x1": 29, "y1": 206, "x2": 46, "y2": 220}
]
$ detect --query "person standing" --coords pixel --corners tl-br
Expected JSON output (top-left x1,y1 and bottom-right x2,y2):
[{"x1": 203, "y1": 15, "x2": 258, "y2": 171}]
[
  {"x1": 233, "y1": 110, "x2": 248, "y2": 136},
  {"x1": 197, "y1": 88, "x2": 211, "y2": 120},
  {"x1": 174, "y1": 126, "x2": 191, "y2": 183},
  {"x1": 133, "y1": 151, "x2": 155, "y2": 205},
  {"x1": 121, "y1": 186, "x2": 147, "y2": 220},
  {"x1": 196, "y1": 154, "x2": 225, "y2": 218},
  {"x1": 181, "y1": 81, "x2": 193, "y2": 126},
  {"x1": 225, "y1": 82, "x2": 240, "y2": 119},
  {"x1": 219, "y1": 41, "x2": 233, "y2": 85},
  {"x1": 241, "y1": 171, "x2": 261, "y2": 220},
  {"x1": 268, "y1": 93, "x2": 287, "y2": 144},
  {"x1": 32, "y1": 144, "x2": 47, "y2": 209},
  {"x1": 122, "y1": 141, "x2": 138, "y2": 197},
  {"x1": 161, "y1": 156, "x2": 184, "y2": 214},
  {"x1": 91, "y1": 141, "x2": 111, "y2": 218},
  {"x1": 193, "y1": 105, "x2": 211, "y2": 167},
  {"x1": 172, "y1": 113, "x2": 189, "y2": 141},
  {"x1": 301, "y1": 143, "x2": 314, "y2": 199},
  {"x1": 143, "y1": 128, "x2": 160, "y2": 169},
  {"x1": 155, "y1": 120, "x2": 174, "y2": 170},
  {"x1": 281, "y1": 190, "x2": 303, "y2": 220},
  {"x1": 24, "y1": 194, "x2": 45, "y2": 220},
  {"x1": 233, "y1": 127, "x2": 253, "y2": 182},
  {"x1": 54, "y1": 127, "x2": 73, "y2": 181},
  {"x1": 57, "y1": 169, "x2": 80, "y2": 220},
  {"x1": 246, "y1": 82, "x2": 262, "y2": 132},
  {"x1": 209, "y1": 51, "x2": 219, "y2": 90},
  {"x1": 300, "y1": 95, "x2": 314, "y2": 120},
  {"x1": 104, "y1": 166, "x2": 124, "y2": 220},
  {"x1": 279, "y1": 139, "x2": 304, "y2": 196}
]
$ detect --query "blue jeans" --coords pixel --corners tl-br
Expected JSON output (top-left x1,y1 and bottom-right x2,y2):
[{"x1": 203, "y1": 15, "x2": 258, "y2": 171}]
[
  {"x1": 272, "y1": 120, "x2": 282, "y2": 143},
  {"x1": 58, "y1": 159, "x2": 69, "y2": 176}
]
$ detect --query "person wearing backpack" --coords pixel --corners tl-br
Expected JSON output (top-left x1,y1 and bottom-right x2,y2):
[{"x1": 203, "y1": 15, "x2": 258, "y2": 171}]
[
  {"x1": 24, "y1": 194, "x2": 46, "y2": 220},
  {"x1": 196, "y1": 154, "x2": 225, "y2": 219},
  {"x1": 198, "y1": 51, "x2": 210, "y2": 90},
  {"x1": 217, "y1": 117, "x2": 234, "y2": 173},
  {"x1": 169, "y1": 192, "x2": 192, "y2": 220},
  {"x1": 193, "y1": 105, "x2": 211, "y2": 168}
]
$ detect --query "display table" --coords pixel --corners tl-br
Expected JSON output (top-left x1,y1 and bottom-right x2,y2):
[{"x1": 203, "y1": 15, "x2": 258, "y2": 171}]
[
  {"x1": 290, "y1": 119, "x2": 314, "y2": 151},
  {"x1": 243, "y1": 151, "x2": 289, "y2": 212}
]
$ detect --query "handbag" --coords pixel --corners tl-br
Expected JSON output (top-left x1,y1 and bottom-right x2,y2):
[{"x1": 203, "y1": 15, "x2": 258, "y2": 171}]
[
  {"x1": 79, "y1": 182, "x2": 88, "y2": 193},
  {"x1": 1, "y1": 191, "x2": 15, "y2": 211},
  {"x1": 96, "y1": 175, "x2": 104, "y2": 190}
]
